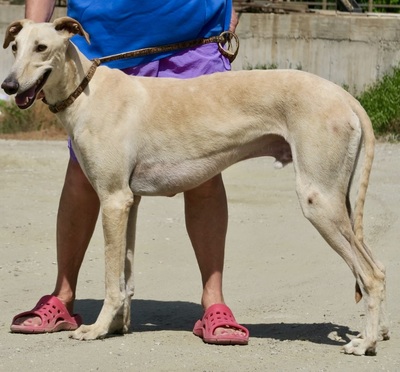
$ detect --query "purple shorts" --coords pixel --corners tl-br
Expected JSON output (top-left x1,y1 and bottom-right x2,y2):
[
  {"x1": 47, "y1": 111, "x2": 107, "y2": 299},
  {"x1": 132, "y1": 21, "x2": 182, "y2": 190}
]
[{"x1": 68, "y1": 43, "x2": 231, "y2": 161}]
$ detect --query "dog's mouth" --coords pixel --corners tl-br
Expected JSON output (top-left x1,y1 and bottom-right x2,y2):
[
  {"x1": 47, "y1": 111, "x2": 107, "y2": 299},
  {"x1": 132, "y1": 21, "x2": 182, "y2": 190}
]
[{"x1": 15, "y1": 69, "x2": 51, "y2": 109}]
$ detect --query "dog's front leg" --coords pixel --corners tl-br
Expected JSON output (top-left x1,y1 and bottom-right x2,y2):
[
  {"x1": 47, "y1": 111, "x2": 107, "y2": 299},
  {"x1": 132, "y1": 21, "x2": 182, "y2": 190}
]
[
  {"x1": 110, "y1": 195, "x2": 141, "y2": 334},
  {"x1": 71, "y1": 189, "x2": 134, "y2": 340}
]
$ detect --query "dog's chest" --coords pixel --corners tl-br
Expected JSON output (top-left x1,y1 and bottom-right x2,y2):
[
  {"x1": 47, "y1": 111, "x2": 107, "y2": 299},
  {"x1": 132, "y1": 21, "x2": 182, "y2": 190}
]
[{"x1": 130, "y1": 158, "x2": 219, "y2": 197}]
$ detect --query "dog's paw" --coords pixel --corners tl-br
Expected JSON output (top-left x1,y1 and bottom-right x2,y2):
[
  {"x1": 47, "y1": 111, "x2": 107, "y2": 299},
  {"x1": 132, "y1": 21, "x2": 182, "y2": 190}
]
[
  {"x1": 342, "y1": 338, "x2": 377, "y2": 356},
  {"x1": 109, "y1": 312, "x2": 130, "y2": 334},
  {"x1": 69, "y1": 324, "x2": 108, "y2": 341}
]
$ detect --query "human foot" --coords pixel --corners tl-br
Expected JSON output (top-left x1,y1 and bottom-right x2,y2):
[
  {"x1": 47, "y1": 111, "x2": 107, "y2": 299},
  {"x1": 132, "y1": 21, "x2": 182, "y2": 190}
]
[
  {"x1": 10, "y1": 295, "x2": 81, "y2": 333},
  {"x1": 193, "y1": 303, "x2": 249, "y2": 345}
]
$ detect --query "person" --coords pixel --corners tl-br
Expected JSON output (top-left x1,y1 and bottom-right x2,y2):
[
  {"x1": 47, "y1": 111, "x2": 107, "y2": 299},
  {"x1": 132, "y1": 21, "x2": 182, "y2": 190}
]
[{"x1": 10, "y1": 0, "x2": 249, "y2": 345}]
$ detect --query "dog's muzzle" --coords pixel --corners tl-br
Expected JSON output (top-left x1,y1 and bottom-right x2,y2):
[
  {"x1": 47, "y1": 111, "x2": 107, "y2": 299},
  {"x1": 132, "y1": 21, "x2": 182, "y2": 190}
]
[{"x1": 1, "y1": 70, "x2": 51, "y2": 110}]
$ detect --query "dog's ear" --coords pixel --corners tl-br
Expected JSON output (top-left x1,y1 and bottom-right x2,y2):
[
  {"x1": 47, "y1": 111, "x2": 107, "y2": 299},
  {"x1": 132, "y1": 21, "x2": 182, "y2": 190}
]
[
  {"x1": 3, "y1": 19, "x2": 28, "y2": 49},
  {"x1": 53, "y1": 17, "x2": 90, "y2": 44}
]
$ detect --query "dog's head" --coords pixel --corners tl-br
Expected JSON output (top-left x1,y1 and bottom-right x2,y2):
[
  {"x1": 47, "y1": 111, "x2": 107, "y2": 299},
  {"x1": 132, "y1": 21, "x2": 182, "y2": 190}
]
[{"x1": 1, "y1": 17, "x2": 90, "y2": 109}]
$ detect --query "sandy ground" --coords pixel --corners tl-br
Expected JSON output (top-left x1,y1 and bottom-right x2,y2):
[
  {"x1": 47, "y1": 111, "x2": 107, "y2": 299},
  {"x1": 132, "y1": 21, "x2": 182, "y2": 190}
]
[{"x1": 0, "y1": 139, "x2": 399, "y2": 371}]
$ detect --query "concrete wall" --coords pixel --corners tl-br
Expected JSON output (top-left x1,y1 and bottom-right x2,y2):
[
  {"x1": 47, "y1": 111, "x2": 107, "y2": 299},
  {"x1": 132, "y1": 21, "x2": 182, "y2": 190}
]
[
  {"x1": 1, "y1": 5, "x2": 400, "y2": 94},
  {"x1": 232, "y1": 12, "x2": 400, "y2": 93}
]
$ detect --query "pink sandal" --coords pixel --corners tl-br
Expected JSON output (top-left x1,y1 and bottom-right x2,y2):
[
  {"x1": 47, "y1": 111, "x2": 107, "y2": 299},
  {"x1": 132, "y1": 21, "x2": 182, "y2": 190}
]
[
  {"x1": 10, "y1": 295, "x2": 82, "y2": 333},
  {"x1": 193, "y1": 304, "x2": 249, "y2": 345}
]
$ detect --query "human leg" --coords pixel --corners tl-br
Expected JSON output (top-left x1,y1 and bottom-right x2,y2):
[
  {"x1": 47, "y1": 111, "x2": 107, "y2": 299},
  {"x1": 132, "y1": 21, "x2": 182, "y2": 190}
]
[
  {"x1": 184, "y1": 174, "x2": 249, "y2": 344},
  {"x1": 53, "y1": 159, "x2": 100, "y2": 310},
  {"x1": 11, "y1": 158, "x2": 99, "y2": 331},
  {"x1": 184, "y1": 175, "x2": 227, "y2": 309}
]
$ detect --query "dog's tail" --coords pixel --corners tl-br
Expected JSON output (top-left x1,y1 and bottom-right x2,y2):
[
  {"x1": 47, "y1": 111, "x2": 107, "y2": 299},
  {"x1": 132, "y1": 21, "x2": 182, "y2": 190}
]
[{"x1": 352, "y1": 100, "x2": 375, "y2": 244}]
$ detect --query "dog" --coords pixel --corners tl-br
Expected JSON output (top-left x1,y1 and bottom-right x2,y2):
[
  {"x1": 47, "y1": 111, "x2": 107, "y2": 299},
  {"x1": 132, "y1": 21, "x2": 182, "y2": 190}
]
[{"x1": 1, "y1": 17, "x2": 389, "y2": 355}]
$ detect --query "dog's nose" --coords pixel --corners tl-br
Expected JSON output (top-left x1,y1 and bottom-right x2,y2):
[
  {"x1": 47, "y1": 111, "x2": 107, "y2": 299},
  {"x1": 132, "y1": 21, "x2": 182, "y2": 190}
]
[{"x1": 1, "y1": 76, "x2": 19, "y2": 95}]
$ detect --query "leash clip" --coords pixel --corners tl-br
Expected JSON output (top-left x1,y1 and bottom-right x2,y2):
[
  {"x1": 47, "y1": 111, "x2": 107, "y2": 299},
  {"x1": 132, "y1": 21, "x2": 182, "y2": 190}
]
[{"x1": 218, "y1": 31, "x2": 240, "y2": 63}]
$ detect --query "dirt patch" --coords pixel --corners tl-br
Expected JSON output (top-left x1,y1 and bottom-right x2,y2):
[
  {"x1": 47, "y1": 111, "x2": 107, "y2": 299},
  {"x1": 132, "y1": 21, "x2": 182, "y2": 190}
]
[{"x1": 0, "y1": 140, "x2": 399, "y2": 371}]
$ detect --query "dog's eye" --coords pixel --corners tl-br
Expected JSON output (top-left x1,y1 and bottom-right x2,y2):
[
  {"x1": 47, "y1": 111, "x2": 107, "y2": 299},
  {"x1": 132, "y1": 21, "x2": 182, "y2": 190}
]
[
  {"x1": 36, "y1": 44, "x2": 47, "y2": 52},
  {"x1": 11, "y1": 43, "x2": 17, "y2": 53}
]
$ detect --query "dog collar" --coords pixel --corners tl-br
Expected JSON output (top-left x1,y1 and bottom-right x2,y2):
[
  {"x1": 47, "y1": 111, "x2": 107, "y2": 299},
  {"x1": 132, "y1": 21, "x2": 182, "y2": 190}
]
[{"x1": 43, "y1": 58, "x2": 100, "y2": 114}]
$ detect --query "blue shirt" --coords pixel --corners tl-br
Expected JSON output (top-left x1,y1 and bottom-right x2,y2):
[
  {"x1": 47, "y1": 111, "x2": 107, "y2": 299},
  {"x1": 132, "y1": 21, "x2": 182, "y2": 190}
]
[{"x1": 68, "y1": 0, "x2": 232, "y2": 69}]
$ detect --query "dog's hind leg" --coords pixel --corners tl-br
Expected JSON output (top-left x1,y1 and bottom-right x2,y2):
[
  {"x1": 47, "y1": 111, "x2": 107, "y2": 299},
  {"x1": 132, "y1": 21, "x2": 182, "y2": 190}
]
[
  {"x1": 71, "y1": 188, "x2": 134, "y2": 340},
  {"x1": 296, "y1": 182, "x2": 386, "y2": 355}
]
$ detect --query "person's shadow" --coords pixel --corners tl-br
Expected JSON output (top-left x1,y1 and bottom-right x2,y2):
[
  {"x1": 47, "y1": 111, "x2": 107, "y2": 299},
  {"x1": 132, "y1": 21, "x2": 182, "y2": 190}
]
[{"x1": 75, "y1": 298, "x2": 357, "y2": 346}]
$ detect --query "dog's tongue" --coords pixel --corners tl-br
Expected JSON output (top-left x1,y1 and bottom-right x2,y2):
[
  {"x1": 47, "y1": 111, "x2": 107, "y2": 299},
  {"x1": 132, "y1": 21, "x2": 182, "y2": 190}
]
[{"x1": 15, "y1": 86, "x2": 36, "y2": 108}]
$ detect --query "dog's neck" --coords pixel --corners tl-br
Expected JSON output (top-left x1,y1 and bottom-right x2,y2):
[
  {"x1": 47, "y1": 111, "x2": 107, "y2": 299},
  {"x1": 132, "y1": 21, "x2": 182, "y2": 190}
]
[{"x1": 42, "y1": 42, "x2": 93, "y2": 108}]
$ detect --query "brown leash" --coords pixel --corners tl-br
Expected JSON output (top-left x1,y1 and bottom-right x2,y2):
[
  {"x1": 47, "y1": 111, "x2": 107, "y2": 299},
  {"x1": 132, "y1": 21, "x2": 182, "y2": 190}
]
[
  {"x1": 98, "y1": 31, "x2": 239, "y2": 65},
  {"x1": 45, "y1": 32, "x2": 239, "y2": 114}
]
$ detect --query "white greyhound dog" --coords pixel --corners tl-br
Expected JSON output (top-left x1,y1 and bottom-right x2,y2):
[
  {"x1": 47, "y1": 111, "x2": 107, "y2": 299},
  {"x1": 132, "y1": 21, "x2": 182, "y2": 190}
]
[{"x1": 1, "y1": 17, "x2": 389, "y2": 355}]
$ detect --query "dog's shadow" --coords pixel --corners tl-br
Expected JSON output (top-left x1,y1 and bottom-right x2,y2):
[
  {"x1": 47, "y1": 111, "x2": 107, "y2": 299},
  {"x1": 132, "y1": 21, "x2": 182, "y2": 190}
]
[{"x1": 75, "y1": 299, "x2": 357, "y2": 346}]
